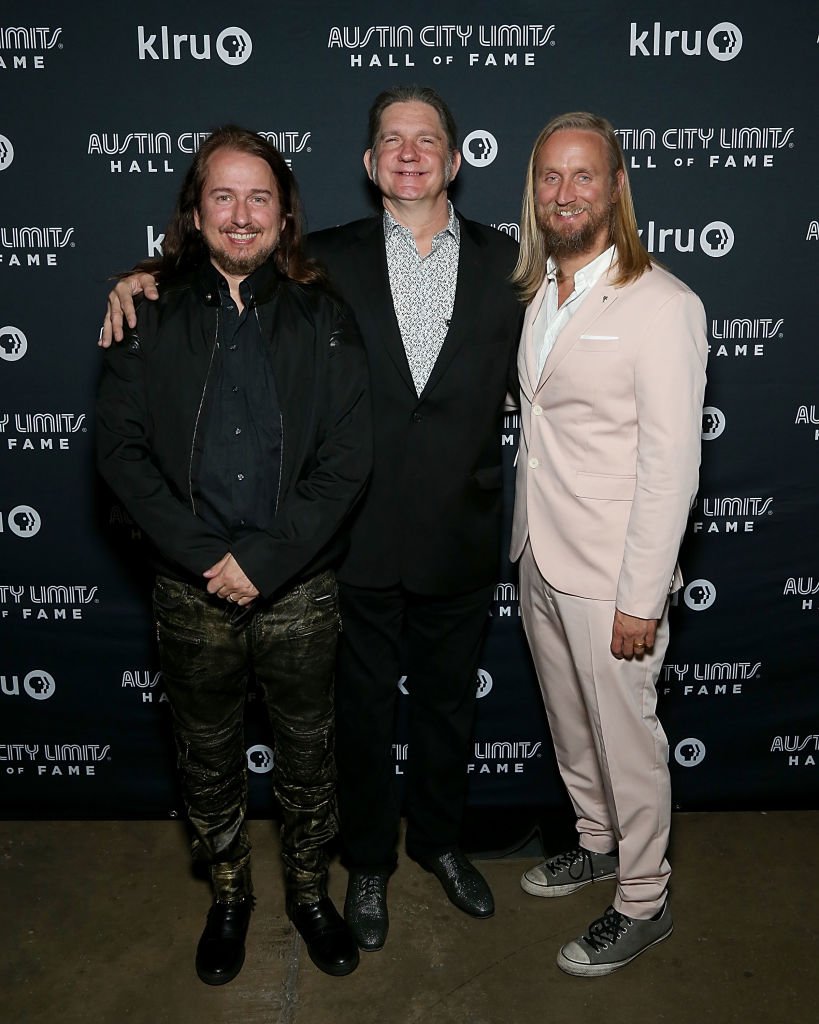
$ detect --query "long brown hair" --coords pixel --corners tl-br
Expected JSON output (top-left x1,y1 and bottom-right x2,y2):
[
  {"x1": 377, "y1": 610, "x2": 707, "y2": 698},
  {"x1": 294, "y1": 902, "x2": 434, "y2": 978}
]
[
  {"x1": 140, "y1": 125, "x2": 322, "y2": 285},
  {"x1": 512, "y1": 112, "x2": 651, "y2": 302}
]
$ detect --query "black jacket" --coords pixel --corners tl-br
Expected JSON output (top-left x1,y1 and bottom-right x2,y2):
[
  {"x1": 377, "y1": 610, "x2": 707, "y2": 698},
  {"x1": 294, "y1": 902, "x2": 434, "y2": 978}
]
[
  {"x1": 96, "y1": 261, "x2": 372, "y2": 599},
  {"x1": 306, "y1": 213, "x2": 522, "y2": 594}
]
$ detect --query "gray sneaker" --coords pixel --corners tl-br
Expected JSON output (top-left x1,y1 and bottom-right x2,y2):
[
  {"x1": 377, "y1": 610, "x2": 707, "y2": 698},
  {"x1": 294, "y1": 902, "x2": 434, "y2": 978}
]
[
  {"x1": 557, "y1": 903, "x2": 673, "y2": 977},
  {"x1": 520, "y1": 846, "x2": 618, "y2": 898}
]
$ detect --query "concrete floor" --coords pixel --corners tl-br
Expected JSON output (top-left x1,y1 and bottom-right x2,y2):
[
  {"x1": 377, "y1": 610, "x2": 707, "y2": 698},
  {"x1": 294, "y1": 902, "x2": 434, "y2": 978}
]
[{"x1": 3, "y1": 811, "x2": 817, "y2": 1024}]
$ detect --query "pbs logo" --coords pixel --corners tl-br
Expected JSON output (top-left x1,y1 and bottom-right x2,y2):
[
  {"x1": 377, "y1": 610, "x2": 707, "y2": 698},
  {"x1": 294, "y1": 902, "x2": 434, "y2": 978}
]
[
  {"x1": 707, "y1": 22, "x2": 742, "y2": 62},
  {"x1": 463, "y1": 130, "x2": 498, "y2": 168},
  {"x1": 5, "y1": 505, "x2": 42, "y2": 538},
  {"x1": 476, "y1": 669, "x2": 493, "y2": 699},
  {"x1": 0, "y1": 326, "x2": 28, "y2": 362},
  {"x1": 24, "y1": 670, "x2": 56, "y2": 701},
  {"x1": 246, "y1": 744, "x2": 274, "y2": 774},
  {"x1": 684, "y1": 579, "x2": 716, "y2": 611},
  {"x1": 216, "y1": 27, "x2": 253, "y2": 66},
  {"x1": 700, "y1": 221, "x2": 734, "y2": 258},
  {"x1": 674, "y1": 737, "x2": 706, "y2": 767},
  {"x1": 702, "y1": 406, "x2": 725, "y2": 441}
]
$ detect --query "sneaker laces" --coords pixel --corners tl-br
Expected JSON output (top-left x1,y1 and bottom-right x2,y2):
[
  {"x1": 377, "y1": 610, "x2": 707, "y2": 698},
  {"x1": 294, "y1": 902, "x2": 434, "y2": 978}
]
[
  {"x1": 583, "y1": 906, "x2": 631, "y2": 951},
  {"x1": 545, "y1": 847, "x2": 593, "y2": 881}
]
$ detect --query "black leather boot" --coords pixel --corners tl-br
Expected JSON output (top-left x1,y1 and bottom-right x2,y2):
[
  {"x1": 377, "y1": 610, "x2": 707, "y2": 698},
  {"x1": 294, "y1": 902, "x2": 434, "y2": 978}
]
[
  {"x1": 195, "y1": 894, "x2": 254, "y2": 985},
  {"x1": 288, "y1": 896, "x2": 360, "y2": 976},
  {"x1": 195, "y1": 853, "x2": 254, "y2": 985}
]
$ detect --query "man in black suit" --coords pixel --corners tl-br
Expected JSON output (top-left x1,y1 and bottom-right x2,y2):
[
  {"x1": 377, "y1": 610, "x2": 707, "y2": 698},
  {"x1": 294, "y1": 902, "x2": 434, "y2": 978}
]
[
  {"x1": 305, "y1": 86, "x2": 521, "y2": 951},
  {"x1": 101, "y1": 86, "x2": 522, "y2": 953}
]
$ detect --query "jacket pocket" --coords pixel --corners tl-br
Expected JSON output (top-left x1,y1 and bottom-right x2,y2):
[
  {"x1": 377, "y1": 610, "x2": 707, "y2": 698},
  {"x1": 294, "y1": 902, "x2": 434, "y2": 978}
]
[
  {"x1": 575, "y1": 472, "x2": 636, "y2": 500},
  {"x1": 574, "y1": 337, "x2": 621, "y2": 352}
]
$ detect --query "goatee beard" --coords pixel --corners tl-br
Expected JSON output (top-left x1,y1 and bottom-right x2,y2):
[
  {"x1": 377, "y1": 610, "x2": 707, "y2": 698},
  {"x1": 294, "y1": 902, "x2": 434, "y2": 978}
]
[
  {"x1": 541, "y1": 205, "x2": 613, "y2": 258},
  {"x1": 207, "y1": 240, "x2": 277, "y2": 277}
]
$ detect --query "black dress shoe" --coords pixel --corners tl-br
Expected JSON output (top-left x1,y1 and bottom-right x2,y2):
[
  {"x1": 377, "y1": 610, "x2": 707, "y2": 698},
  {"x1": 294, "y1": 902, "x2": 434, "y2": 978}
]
[
  {"x1": 421, "y1": 849, "x2": 495, "y2": 918},
  {"x1": 195, "y1": 895, "x2": 254, "y2": 985},
  {"x1": 289, "y1": 896, "x2": 360, "y2": 976},
  {"x1": 344, "y1": 870, "x2": 389, "y2": 951}
]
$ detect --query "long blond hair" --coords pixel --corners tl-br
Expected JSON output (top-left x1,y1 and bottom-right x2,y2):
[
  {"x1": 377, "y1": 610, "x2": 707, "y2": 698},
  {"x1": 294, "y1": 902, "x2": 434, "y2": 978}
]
[{"x1": 511, "y1": 112, "x2": 650, "y2": 302}]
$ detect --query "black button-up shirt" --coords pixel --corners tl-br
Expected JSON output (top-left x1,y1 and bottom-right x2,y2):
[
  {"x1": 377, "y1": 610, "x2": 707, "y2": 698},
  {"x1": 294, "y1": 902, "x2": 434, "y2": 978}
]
[{"x1": 193, "y1": 261, "x2": 282, "y2": 543}]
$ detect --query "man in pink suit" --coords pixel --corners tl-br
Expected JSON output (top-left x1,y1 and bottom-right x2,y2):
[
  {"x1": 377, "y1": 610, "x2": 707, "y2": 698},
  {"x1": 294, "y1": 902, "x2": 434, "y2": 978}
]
[{"x1": 510, "y1": 112, "x2": 707, "y2": 977}]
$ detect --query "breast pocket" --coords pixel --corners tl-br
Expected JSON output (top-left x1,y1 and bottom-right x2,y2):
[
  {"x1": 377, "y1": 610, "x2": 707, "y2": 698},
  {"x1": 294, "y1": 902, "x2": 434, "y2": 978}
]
[{"x1": 575, "y1": 335, "x2": 621, "y2": 352}]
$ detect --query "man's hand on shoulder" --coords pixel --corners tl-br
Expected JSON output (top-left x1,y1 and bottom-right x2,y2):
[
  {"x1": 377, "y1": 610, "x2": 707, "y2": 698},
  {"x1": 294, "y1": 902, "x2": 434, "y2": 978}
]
[
  {"x1": 98, "y1": 272, "x2": 160, "y2": 348},
  {"x1": 610, "y1": 608, "x2": 658, "y2": 660}
]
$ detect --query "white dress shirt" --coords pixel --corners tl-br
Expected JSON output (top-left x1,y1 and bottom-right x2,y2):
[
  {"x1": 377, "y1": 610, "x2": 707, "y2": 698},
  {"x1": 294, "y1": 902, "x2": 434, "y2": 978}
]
[{"x1": 534, "y1": 245, "x2": 616, "y2": 378}]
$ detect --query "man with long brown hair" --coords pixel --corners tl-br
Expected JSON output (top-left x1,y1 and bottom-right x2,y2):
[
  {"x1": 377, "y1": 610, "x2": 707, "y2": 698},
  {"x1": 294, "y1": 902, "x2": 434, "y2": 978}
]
[
  {"x1": 510, "y1": 112, "x2": 707, "y2": 976},
  {"x1": 97, "y1": 126, "x2": 371, "y2": 982},
  {"x1": 101, "y1": 90, "x2": 523, "y2": 955}
]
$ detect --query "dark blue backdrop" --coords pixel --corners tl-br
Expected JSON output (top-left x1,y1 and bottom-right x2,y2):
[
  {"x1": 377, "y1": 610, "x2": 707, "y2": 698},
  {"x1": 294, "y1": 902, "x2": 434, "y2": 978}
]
[{"x1": 2, "y1": 0, "x2": 817, "y2": 821}]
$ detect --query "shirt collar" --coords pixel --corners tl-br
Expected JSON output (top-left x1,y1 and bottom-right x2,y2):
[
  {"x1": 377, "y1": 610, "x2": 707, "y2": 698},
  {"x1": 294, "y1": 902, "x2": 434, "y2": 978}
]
[
  {"x1": 546, "y1": 244, "x2": 616, "y2": 292},
  {"x1": 382, "y1": 201, "x2": 460, "y2": 245},
  {"x1": 200, "y1": 255, "x2": 281, "y2": 306}
]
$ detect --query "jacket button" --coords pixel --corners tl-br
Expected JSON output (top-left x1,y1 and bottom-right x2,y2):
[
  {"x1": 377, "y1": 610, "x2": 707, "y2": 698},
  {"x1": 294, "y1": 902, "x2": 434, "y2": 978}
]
[
  {"x1": 533, "y1": 404, "x2": 543, "y2": 416},
  {"x1": 412, "y1": 413, "x2": 422, "y2": 423},
  {"x1": 528, "y1": 457, "x2": 539, "y2": 469}
]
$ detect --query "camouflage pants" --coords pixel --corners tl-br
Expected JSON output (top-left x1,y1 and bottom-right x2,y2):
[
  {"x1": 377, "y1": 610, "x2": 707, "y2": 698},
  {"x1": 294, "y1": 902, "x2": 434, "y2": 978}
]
[{"x1": 153, "y1": 570, "x2": 339, "y2": 905}]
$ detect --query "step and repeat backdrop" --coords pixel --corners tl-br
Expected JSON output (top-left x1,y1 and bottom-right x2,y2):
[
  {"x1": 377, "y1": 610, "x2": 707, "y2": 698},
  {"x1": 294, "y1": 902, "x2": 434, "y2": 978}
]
[{"x1": 2, "y1": 1, "x2": 817, "y2": 821}]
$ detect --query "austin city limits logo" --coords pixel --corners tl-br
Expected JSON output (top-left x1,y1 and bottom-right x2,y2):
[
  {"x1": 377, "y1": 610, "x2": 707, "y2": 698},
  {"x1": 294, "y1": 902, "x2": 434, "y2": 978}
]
[
  {"x1": 137, "y1": 26, "x2": 252, "y2": 65},
  {"x1": 629, "y1": 21, "x2": 742, "y2": 61},
  {"x1": 0, "y1": 26, "x2": 63, "y2": 70}
]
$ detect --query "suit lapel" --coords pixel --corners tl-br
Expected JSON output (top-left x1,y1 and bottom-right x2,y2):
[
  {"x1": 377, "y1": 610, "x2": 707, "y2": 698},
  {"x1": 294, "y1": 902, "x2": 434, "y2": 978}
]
[
  {"x1": 355, "y1": 218, "x2": 416, "y2": 393},
  {"x1": 536, "y1": 273, "x2": 619, "y2": 390},
  {"x1": 419, "y1": 215, "x2": 481, "y2": 399},
  {"x1": 520, "y1": 278, "x2": 548, "y2": 399}
]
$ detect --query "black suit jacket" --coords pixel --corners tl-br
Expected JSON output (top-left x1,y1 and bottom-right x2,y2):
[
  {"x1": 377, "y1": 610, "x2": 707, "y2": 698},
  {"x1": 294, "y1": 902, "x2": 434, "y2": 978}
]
[{"x1": 306, "y1": 212, "x2": 522, "y2": 594}]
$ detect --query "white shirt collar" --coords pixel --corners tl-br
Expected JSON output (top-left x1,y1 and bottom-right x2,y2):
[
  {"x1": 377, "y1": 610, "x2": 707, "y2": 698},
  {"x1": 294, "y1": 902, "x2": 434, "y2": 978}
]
[{"x1": 546, "y1": 244, "x2": 616, "y2": 292}]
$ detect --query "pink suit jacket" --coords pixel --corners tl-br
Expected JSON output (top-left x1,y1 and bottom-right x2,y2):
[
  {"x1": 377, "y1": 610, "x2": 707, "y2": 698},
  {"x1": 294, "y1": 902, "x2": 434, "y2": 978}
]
[{"x1": 510, "y1": 261, "x2": 708, "y2": 620}]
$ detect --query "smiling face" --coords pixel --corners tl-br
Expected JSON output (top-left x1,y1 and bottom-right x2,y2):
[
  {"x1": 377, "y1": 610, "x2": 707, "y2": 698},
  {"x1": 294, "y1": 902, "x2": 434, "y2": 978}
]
[
  {"x1": 364, "y1": 100, "x2": 461, "y2": 208},
  {"x1": 534, "y1": 128, "x2": 623, "y2": 260},
  {"x1": 193, "y1": 147, "x2": 285, "y2": 279}
]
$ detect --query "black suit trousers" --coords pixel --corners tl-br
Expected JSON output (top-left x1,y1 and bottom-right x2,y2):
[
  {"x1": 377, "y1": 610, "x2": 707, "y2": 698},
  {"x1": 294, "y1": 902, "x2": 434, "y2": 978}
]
[{"x1": 335, "y1": 581, "x2": 493, "y2": 871}]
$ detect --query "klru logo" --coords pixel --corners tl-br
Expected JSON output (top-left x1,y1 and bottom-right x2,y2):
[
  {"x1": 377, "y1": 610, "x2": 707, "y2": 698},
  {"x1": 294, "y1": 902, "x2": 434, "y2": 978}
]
[
  {"x1": 637, "y1": 219, "x2": 734, "y2": 257},
  {"x1": 137, "y1": 26, "x2": 252, "y2": 65},
  {"x1": 0, "y1": 670, "x2": 56, "y2": 700},
  {"x1": 629, "y1": 21, "x2": 742, "y2": 61}
]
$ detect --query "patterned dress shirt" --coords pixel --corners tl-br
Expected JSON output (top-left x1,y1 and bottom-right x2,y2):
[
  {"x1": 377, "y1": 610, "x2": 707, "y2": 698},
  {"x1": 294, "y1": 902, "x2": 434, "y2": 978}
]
[{"x1": 383, "y1": 202, "x2": 460, "y2": 396}]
